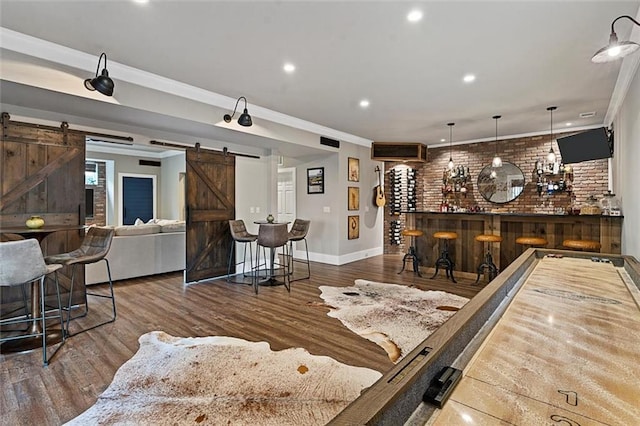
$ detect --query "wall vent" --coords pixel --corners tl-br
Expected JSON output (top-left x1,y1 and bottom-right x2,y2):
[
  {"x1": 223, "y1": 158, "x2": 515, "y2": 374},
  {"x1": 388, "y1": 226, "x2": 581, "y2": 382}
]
[
  {"x1": 320, "y1": 136, "x2": 340, "y2": 148},
  {"x1": 579, "y1": 111, "x2": 596, "y2": 118},
  {"x1": 139, "y1": 160, "x2": 161, "y2": 167}
]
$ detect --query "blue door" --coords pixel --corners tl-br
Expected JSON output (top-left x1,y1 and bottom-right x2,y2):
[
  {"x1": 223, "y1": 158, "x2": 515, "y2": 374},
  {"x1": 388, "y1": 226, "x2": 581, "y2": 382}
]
[{"x1": 122, "y1": 176, "x2": 154, "y2": 225}]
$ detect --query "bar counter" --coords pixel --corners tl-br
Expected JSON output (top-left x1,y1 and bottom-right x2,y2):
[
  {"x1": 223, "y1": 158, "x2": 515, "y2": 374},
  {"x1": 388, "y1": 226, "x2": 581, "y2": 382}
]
[{"x1": 404, "y1": 211, "x2": 622, "y2": 275}]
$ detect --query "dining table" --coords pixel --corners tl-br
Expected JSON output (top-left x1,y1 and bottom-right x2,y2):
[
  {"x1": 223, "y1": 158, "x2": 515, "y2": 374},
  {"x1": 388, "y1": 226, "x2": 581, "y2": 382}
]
[
  {"x1": 253, "y1": 221, "x2": 290, "y2": 286},
  {"x1": 0, "y1": 224, "x2": 85, "y2": 353}
]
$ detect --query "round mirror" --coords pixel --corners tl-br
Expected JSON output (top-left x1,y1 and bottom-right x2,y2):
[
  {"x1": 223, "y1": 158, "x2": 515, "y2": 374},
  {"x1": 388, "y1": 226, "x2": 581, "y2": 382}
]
[{"x1": 477, "y1": 162, "x2": 525, "y2": 204}]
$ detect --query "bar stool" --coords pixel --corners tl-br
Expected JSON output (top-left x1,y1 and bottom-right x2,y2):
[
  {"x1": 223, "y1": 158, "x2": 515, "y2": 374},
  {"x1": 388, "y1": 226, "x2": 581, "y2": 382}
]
[
  {"x1": 475, "y1": 234, "x2": 503, "y2": 283},
  {"x1": 254, "y1": 223, "x2": 291, "y2": 294},
  {"x1": 516, "y1": 236, "x2": 548, "y2": 251},
  {"x1": 287, "y1": 219, "x2": 311, "y2": 282},
  {"x1": 227, "y1": 220, "x2": 258, "y2": 283},
  {"x1": 398, "y1": 229, "x2": 423, "y2": 277},
  {"x1": 562, "y1": 239, "x2": 601, "y2": 252},
  {"x1": 431, "y1": 231, "x2": 457, "y2": 283}
]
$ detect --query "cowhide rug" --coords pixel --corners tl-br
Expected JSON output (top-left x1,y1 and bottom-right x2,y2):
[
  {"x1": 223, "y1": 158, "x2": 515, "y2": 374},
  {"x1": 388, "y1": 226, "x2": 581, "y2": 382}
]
[
  {"x1": 66, "y1": 331, "x2": 382, "y2": 426},
  {"x1": 319, "y1": 279, "x2": 469, "y2": 363}
]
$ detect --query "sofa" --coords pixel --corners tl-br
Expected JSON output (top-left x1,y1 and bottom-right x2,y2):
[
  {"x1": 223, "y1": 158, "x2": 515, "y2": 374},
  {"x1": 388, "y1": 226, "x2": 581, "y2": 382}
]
[{"x1": 85, "y1": 220, "x2": 186, "y2": 285}]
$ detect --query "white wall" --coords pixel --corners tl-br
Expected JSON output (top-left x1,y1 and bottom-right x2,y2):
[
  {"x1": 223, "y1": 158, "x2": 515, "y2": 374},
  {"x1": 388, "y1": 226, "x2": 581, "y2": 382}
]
[
  {"x1": 613, "y1": 65, "x2": 640, "y2": 260},
  {"x1": 159, "y1": 153, "x2": 186, "y2": 220},
  {"x1": 235, "y1": 155, "x2": 271, "y2": 235}
]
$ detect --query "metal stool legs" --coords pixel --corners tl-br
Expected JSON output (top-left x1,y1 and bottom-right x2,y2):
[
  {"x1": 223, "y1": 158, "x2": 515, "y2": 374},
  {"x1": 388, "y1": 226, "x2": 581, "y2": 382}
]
[
  {"x1": 431, "y1": 240, "x2": 456, "y2": 283},
  {"x1": 63, "y1": 259, "x2": 116, "y2": 336},
  {"x1": 288, "y1": 238, "x2": 310, "y2": 282},
  {"x1": 475, "y1": 246, "x2": 498, "y2": 283},
  {"x1": 398, "y1": 236, "x2": 422, "y2": 277}
]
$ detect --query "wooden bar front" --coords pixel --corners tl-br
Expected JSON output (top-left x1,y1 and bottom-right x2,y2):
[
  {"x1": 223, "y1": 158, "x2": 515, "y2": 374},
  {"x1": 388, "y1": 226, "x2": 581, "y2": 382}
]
[{"x1": 406, "y1": 211, "x2": 622, "y2": 275}]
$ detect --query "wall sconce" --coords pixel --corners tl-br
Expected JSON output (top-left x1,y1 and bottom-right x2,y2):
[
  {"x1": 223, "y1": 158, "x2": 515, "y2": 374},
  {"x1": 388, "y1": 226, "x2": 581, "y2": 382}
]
[
  {"x1": 592, "y1": 15, "x2": 640, "y2": 63},
  {"x1": 84, "y1": 52, "x2": 114, "y2": 96},
  {"x1": 223, "y1": 96, "x2": 253, "y2": 127}
]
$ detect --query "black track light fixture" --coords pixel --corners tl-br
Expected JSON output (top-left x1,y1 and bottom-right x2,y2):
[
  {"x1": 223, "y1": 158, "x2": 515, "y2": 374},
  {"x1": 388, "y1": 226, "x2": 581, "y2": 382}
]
[
  {"x1": 592, "y1": 15, "x2": 640, "y2": 63},
  {"x1": 223, "y1": 96, "x2": 253, "y2": 127},
  {"x1": 84, "y1": 52, "x2": 114, "y2": 96}
]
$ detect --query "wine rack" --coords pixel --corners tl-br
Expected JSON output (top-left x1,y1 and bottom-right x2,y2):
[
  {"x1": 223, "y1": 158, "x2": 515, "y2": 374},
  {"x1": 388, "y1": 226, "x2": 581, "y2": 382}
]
[
  {"x1": 389, "y1": 220, "x2": 401, "y2": 245},
  {"x1": 389, "y1": 167, "x2": 418, "y2": 215}
]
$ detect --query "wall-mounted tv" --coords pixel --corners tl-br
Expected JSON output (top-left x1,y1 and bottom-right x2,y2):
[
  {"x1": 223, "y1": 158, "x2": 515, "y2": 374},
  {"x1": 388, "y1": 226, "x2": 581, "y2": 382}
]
[{"x1": 556, "y1": 127, "x2": 612, "y2": 164}]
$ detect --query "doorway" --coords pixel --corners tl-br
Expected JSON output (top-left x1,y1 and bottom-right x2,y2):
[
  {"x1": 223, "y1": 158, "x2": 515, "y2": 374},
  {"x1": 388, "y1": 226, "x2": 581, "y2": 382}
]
[
  {"x1": 277, "y1": 167, "x2": 296, "y2": 224},
  {"x1": 119, "y1": 173, "x2": 157, "y2": 225}
]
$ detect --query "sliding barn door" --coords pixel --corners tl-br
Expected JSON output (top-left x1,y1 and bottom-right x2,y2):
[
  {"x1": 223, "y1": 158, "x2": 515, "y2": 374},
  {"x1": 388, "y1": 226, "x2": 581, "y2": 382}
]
[{"x1": 185, "y1": 148, "x2": 235, "y2": 283}]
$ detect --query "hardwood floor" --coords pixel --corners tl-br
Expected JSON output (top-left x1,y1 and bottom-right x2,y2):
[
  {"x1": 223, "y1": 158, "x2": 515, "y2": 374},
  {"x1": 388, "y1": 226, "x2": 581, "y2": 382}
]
[{"x1": 0, "y1": 255, "x2": 487, "y2": 425}]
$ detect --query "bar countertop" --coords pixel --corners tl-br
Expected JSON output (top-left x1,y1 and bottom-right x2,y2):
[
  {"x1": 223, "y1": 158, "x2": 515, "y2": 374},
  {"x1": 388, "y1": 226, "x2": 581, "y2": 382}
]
[{"x1": 402, "y1": 210, "x2": 624, "y2": 219}]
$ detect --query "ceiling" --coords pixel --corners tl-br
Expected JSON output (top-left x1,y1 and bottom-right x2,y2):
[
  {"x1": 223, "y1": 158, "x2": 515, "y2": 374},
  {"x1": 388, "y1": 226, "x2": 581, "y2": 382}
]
[{"x1": 1, "y1": 1, "x2": 639, "y2": 158}]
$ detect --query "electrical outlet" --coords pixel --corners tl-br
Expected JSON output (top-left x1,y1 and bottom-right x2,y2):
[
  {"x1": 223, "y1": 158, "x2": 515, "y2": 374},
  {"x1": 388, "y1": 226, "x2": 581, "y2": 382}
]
[
  {"x1": 256, "y1": 207, "x2": 261, "y2": 213},
  {"x1": 250, "y1": 207, "x2": 255, "y2": 213}
]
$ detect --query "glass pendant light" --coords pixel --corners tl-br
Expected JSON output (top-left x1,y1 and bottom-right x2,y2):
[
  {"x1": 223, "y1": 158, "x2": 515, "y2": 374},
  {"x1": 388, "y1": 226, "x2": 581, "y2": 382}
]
[
  {"x1": 447, "y1": 122, "x2": 455, "y2": 170},
  {"x1": 491, "y1": 115, "x2": 503, "y2": 168},
  {"x1": 546, "y1": 106, "x2": 557, "y2": 163}
]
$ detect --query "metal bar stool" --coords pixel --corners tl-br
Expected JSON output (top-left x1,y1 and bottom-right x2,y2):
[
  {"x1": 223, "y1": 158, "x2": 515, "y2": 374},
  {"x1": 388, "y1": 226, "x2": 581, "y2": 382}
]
[
  {"x1": 398, "y1": 229, "x2": 423, "y2": 277},
  {"x1": 254, "y1": 223, "x2": 291, "y2": 294},
  {"x1": 562, "y1": 239, "x2": 601, "y2": 252},
  {"x1": 287, "y1": 219, "x2": 311, "y2": 282},
  {"x1": 516, "y1": 236, "x2": 548, "y2": 250},
  {"x1": 0, "y1": 239, "x2": 66, "y2": 366},
  {"x1": 475, "y1": 234, "x2": 503, "y2": 283},
  {"x1": 227, "y1": 220, "x2": 259, "y2": 284},
  {"x1": 44, "y1": 227, "x2": 115, "y2": 336},
  {"x1": 431, "y1": 231, "x2": 458, "y2": 283}
]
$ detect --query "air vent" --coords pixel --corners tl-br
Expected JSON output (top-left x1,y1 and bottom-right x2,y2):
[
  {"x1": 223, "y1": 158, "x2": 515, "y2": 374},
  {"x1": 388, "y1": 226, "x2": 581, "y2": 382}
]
[
  {"x1": 139, "y1": 160, "x2": 161, "y2": 167},
  {"x1": 579, "y1": 112, "x2": 596, "y2": 118},
  {"x1": 320, "y1": 136, "x2": 340, "y2": 148}
]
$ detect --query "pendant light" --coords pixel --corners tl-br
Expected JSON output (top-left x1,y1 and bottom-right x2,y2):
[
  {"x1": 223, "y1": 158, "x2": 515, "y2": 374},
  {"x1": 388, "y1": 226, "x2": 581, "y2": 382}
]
[
  {"x1": 491, "y1": 115, "x2": 503, "y2": 168},
  {"x1": 546, "y1": 106, "x2": 557, "y2": 164},
  {"x1": 447, "y1": 122, "x2": 455, "y2": 170}
]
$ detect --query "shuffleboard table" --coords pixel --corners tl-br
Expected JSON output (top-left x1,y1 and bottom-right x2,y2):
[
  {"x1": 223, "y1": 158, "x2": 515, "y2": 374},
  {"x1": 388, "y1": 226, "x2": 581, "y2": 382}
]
[{"x1": 329, "y1": 249, "x2": 640, "y2": 425}]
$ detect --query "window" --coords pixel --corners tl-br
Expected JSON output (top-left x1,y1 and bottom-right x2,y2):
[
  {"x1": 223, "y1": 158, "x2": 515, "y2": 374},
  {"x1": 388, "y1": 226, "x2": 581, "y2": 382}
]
[
  {"x1": 85, "y1": 161, "x2": 98, "y2": 186},
  {"x1": 86, "y1": 188, "x2": 94, "y2": 218}
]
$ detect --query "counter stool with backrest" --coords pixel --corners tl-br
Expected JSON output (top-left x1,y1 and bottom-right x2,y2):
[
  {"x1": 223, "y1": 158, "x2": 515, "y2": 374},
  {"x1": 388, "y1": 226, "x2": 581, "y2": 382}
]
[
  {"x1": 398, "y1": 229, "x2": 424, "y2": 277},
  {"x1": 562, "y1": 239, "x2": 601, "y2": 252},
  {"x1": 287, "y1": 219, "x2": 311, "y2": 282},
  {"x1": 227, "y1": 220, "x2": 260, "y2": 284},
  {"x1": 254, "y1": 223, "x2": 291, "y2": 294},
  {"x1": 0, "y1": 239, "x2": 66, "y2": 365},
  {"x1": 44, "y1": 226, "x2": 115, "y2": 336},
  {"x1": 431, "y1": 231, "x2": 458, "y2": 283},
  {"x1": 475, "y1": 234, "x2": 503, "y2": 283},
  {"x1": 516, "y1": 236, "x2": 548, "y2": 250}
]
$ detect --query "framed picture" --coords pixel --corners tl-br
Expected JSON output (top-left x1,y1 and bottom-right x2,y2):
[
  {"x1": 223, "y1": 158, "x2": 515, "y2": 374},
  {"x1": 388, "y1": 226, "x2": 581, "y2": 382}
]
[
  {"x1": 348, "y1": 215, "x2": 360, "y2": 240},
  {"x1": 307, "y1": 167, "x2": 324, "y2": 194},
  {"x1": 347, "y1": 187, "x2": 360, "y2": 211},
  {"x1": 348, "y1": 157, "x2": 360, "y2": 182}
]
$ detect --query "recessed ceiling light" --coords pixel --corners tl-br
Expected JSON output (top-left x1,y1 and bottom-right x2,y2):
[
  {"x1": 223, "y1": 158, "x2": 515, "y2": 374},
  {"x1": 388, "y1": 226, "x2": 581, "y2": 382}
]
[
  {"x1": 440, "y1": 138, "x2": 446, "y2": 142},
  {"x1": 133, "y1": 0, "x2": 149, "y2": 4},
  {"x1": 359, "y1": 99, "x2": 370, "y2": 108},
  {"x1": 407, "y1": 10, "x2": 423, "y2": 23},
  {"x1": 463, "y1": 74, "x2": 476, "y2": 83},
  {"x1": 283, "y1": 63, "x2": 296, "y2": 73},
  {"x1": 566, "y1": 122, "x2": 572, "y2": 126}
]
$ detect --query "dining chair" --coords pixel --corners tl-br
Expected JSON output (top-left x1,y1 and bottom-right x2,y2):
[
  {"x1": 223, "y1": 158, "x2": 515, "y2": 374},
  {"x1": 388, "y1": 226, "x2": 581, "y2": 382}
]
[
  {"x1": 0, "y1": 239, "x2": 66, "y2": 366},
  {"x1": 287, "y1": 219, "x2": 311, "y2": 281},
  {"x1": 44, "y1": 226, "x2": 116, "y2": 336}
]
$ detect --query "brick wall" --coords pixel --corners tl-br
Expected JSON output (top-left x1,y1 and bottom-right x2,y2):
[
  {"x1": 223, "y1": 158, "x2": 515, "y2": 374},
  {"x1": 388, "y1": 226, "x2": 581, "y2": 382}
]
[
  {"x1": 85, "y1": 161, "x2": 107, "y2": 226},
  {"x1": 384, "y1": 131, "x2": 609, "y2": 254}
]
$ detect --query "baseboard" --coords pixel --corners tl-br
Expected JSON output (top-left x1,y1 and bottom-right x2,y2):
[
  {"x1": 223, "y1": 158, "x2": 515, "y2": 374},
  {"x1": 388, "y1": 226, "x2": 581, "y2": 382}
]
[{"x1": 301, "y1": 246, "x2": 384, "y2": 266}]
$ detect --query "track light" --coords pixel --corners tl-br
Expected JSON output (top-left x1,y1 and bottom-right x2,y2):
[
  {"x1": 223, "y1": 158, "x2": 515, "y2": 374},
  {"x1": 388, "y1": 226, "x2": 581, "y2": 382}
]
[
  {"x1": 84, "y1": 53, "x2": 114, "y2": 96},
  {"x1": 223, "y1": 96, "x2": 253, "y2": 127},
  {"x1": 592, "y1": 15, "x2": 640, "y2": 63}
]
